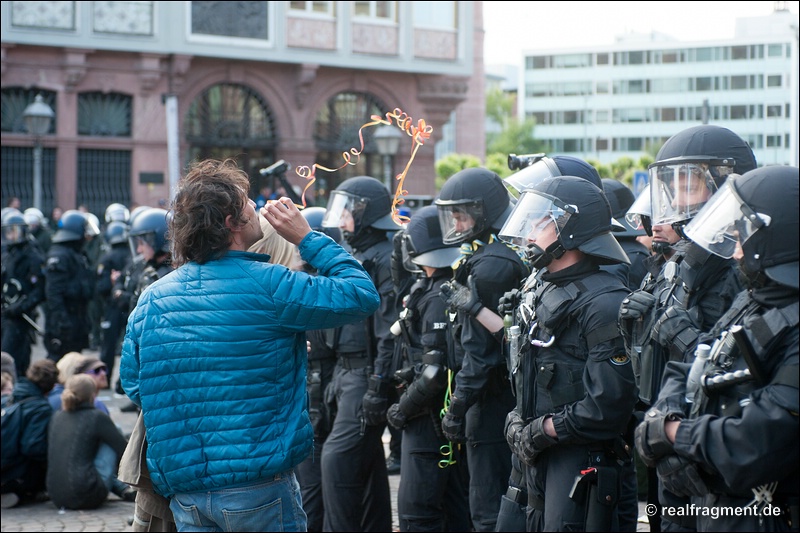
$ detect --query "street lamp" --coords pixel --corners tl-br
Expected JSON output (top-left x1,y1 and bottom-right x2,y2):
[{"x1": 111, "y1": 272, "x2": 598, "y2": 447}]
[
  {"x1": 374, "y1": 124, "x2": 403, "y2": 190},
  {"x1": 23, "y1": 94, "x2": 54, "y2": 212}
]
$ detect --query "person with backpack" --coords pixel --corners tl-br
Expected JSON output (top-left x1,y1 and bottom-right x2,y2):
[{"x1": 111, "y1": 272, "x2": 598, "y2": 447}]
[{"x1": 1, "y1": 359, "x2": 59, "y2": 509}]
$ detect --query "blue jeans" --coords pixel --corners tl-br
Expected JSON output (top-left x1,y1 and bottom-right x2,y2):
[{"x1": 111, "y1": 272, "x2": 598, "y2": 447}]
[
  {"x1": 168, "y1": 470, "x2": 307, "y2": 532},
  {"x1": 94, "y1": 442, "x2": 129, "y2": 495}
]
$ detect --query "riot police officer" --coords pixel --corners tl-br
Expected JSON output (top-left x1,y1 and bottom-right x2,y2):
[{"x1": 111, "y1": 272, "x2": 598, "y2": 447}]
[
  {"x1": 95, "y1": 221, "x2": 132, "y2": 386},
  {"x1": 636, "y1": 165, "x2": 799, "y2": 532},
  {"x1": 23, "y1": 207, "x2": 52, "y2": 255},
  {"x1": 619, "y1": 124, "x2": 756, "y2": 533},
  {"x1": 500, "y1": 176, "x2": 636, "y2": 531},
  {"x1": 127, "y1": 207, "x2": 173, "y2": 313},
  {"x1": 385, "y1": 205, "x2": 471, "y2": 531},
  {"x1": 319, "y1": 176, "x2": 401, "y2": 532},
  {"x1": 1, "y1": 211, "x2": 46, "y2": 376},
  {"x1": 435, "y1": 167, "x2": 529, "y2": 531},
  {"x1": 43, "y1": 209, "x2": 98, "y2": 361}
]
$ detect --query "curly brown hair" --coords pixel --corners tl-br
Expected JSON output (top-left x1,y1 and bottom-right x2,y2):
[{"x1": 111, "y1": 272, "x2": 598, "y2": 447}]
[
  {"x1": 170, "y1": 158, "x2": 252, "y2": 266},
  {"x1": 25, "y1": 359, "x2": 59, "y2": 394}
]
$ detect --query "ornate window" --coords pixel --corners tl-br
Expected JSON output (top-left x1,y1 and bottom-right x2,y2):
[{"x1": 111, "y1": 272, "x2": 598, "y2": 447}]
[
  {"x1": 1, "y1": 88, "x2": 57, "y2": 134},
  {"x1": 78, "y1": 92, "x2": 132, "y2": 137}
]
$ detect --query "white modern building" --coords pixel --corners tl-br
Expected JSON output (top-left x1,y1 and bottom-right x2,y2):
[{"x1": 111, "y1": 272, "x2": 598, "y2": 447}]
[{"x1": 519, "y1": 7, "x2": 799, "y2": 167}]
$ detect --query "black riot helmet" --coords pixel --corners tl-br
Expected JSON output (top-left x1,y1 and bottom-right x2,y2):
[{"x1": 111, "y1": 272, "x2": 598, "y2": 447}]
[
  {"x1": 649, "y1": 125, "x2": 756, "y2": 233},
  {"x1": 435, "y1": 167, "x2": 513, "y2": 245},
  {"x1": 322, "y1": 176, "x2": 401, "y2": 240},
  {"x1": 684, "y1": 166, "x2": 799, "y2": 289},
  {"x1": 503, "y1": 154, "x2": 602, "y2": 200},
  {"x1": 403, "y1": 205, "x2": 461, "y2": 269},
  {"x1": 52, "y1": 209, "x2": 97, "y2": 244},
  {"x1": 602, "y1": 179, "x2": 646, "y2": 237},
  {"x1": 500, "y1": 176, "x2": 629, "y2": 269},
  {"x1": 301, "y1": 206, "x2": 341, "y2": 243},
  {"x1": 1, "y1": 211, "x2": 28, "y2": 247}
]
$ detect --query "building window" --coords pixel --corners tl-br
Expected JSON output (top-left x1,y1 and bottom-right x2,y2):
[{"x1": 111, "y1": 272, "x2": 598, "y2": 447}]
[
  {"x1": 767, "y1": 75, "x2": 782, "y2": 88},
  {"x1": 413, "y1": 1, "x2": 455, "y2": 29},
  {"x1": 596, "y1": 138, "x2": 609, "y2": 151},
  {"x1": 596, "y1": 53, "x2": 609, "y2": 65},
  {"x1": 552, "y1": 54, "x2": 591, "y2": 68},
  {"x1": 353, "y1": 1, "x2": 396, "y2": 21},
  {"x1": 596, "y1": 82, "x2": 609, "y2": 94},
  {"x1": 731, "y1": 45, "x2": 747, "y2": 60},
  {"x1": 695, "y1": 77, "x2": 712, "y2": 91},
  {"x1": 661, "y1": 51, "x2": 678, "y2": 63},
  {"x1": 93, "y1": 1, "x2": 154, "y2": 35},
  {"x1": 289, "y1": 1, "x2": 334, "y2": 15},
  {"x1": 76, "y1": 149, "x2": 131, "y2": 217},
  {"x1": 191, "y1": 1, "x2": 269, "y2": 41},
  {"x1": 767, "y1": 105, "x2": 782, "y2": 118},
  {"x1": 766, "y1": 135, "x2": 781, "y2": 148},
  {"x1": 528, "y1": 56, "x2": 548, "y2": 69},
  {"x1": 628, "y1": 51, "x2": 645, "y2": 65},
  {"x1": 596, "y1": 110, "x2": 609, "y2": 123},
  {"x1": 768, "y1": 43, "x2": 783, "y2": 57},
  {"x1": 694, "y1": 47, "x2": 713, "y2": 62},
  {"x1": 77, "y1": 92, "x2": 132, "y2": 137},
  {"x1": 661, "y1": 107, "x2": 678, "y2": 121},
  {"x1": 730, "y1": 105, "x2": 747, "y2": 120},
  {"x1": 1, "y1": 87, "x2": 57, "y2": 134},
  {"x1": 730, "y1": 75, "x2": 747, "y2": 90}
]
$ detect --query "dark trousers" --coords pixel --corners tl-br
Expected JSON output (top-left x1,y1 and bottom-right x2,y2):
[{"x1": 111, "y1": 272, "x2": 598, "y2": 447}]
[
  {"x1": 495, "y1": 453, "x2": 528, "y2": 532},
  {"x1": 464, "y1": 384, "x2": 515, "y2": 532},
  {"x1": 100, "y1": 305, "x2": 126, "y2": 387},
  {"x1": 296, "y1": 438, "x2": 325, "y2": 532},
  {"x1": 320, "y1": 366, "x2": 391, "y2": 532},
  {"x1": 1, "y1": 317, "x2": 33, "y2": 377},
  {"x1": 397, "y1": 411, "x2": 470, "y2": 532}
]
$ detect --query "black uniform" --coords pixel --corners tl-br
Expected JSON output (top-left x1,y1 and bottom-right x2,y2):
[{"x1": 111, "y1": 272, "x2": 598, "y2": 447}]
[
  {"x1": 652, "y1": 287, "x2": 798, "y2": 532},
  {"x1": 446, "y1": 238, "x2": 528, "y2": 531},
  {"x1": 295, "y1": 327, "x2": 337, "y2": 532},
  {"x1": 95, "y1": 242, "x2": 132, "y2": 381},
  {"x1": 1, "y1": 239, "x2": 46, "y2": 375},
  {"x1": 512, "y1": 263, "x2": 637, "y2": 531},
  {"x1": 392, "y1": 273, "x2": 471, "y2": 532},
  {"x1": 43, "y1": 241, "x2": 95, "y2": 361},
  {"x1": 627, "y1": 239, "x2": 743, "y2": 532},
  {"x1": 320, "y1": 234, "x2": 397, "y2": 532}
]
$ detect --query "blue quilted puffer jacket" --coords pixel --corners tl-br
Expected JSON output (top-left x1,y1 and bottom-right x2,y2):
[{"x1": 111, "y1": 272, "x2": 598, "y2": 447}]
[{"x1": 120, "y1": 231, "x2": 379, "y2": 497}]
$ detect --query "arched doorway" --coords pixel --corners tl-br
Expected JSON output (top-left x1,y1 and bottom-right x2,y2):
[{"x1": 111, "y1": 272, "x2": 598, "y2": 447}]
[{"x1": 184, "y1": 83, "x2": 278, "y2": 198}]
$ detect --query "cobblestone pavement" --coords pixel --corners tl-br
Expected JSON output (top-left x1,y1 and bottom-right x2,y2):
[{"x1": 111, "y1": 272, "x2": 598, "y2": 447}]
[{"x1": 2, "y1": 341, "x2": 650, "y2": 531}]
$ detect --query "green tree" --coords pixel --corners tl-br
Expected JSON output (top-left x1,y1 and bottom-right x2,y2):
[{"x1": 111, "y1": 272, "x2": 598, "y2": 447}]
[{"x1": 434, "y1": 153, "x2": 481, "y2": 191}]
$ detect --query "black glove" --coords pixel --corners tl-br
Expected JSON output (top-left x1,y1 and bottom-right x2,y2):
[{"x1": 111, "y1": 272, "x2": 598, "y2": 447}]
[
  {"x1": 3, "y1": 300, "x2": 24, "y2": 318},
  {"x1": 361, "y1": 375, "x2": 389, "y2": 426},
  {"x1": 440, "y1": 275, "x2": 483, "y2": 317},
  {"x1": 386, "y1": 403, "x2": 407, "y2": 430},
  {"x1": 618, "y1": 290, "x2": 656, "y2": 322},
  {"x1": 497, "y1": 288, "x2": 521, "y2": 316},
  {"x1": 657, "y1": 455, "x2": 709, "y2": 498},
  {"x1": 634, "y1": 408, "x2": 677, "y2": 468},
  {"x1": 519, "y1": 415, "x2": 558, "y2": 466},
  {"x1": 504, "y1": 409, "x2": 525, "y2": 457},
  {"x1": 441, "y1": 396, "x2": 467, "y2": 443},
  {"x1": 653, "y1": 305, "x2": 699, "y2": 356}
]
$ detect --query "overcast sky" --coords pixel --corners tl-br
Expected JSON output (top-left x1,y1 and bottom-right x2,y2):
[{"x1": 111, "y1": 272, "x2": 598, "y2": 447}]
[{"x1": 483, "y1": 0, "x2": 800, "y2": 66}]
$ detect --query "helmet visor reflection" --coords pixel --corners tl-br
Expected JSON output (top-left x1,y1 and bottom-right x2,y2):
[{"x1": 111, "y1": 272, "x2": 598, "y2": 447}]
[
  {"x1": 648, "y1": 162, "x2": 719, "y2": 226},
  {"x1": 322, "y1": 191, "x2": 366, "y2": 231},
  {"x1": 684, "y1": 178, "x2": 770, "y2": 258},
  {"x1": 498, "y1": 190, "x2": 575, "y2": 247}
]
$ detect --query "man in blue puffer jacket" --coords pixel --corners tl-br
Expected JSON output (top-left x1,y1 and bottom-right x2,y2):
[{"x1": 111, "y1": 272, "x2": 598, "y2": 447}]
[{"x1": 120, "y1": 158, "x2": 380, "y2": 532}]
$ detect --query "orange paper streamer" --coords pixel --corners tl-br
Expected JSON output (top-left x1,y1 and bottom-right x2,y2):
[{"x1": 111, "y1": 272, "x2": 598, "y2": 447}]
[{"x1": 294, "y1": 107, "x2": 433, "y2": 225}]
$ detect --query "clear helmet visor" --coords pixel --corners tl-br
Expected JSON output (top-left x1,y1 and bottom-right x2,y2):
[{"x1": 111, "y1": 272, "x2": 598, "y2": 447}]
[
  {"x1": 436, "y1": 202, "x2": 485, "y2": 245},
  {"x1": 625, "y1": 184, "x2": 651, "y2": 231},
  {"x1": 503, "y1": 157, "x2": 561, "y2": 199},
  {"x1": 683, "y1": 179, "x2": 770, "y2": 259},
  {"x1": 321, "y1": 191, "x2": 366, "y2": 232},
  {"x1": 648, "y1": 162, "x2": 727, "y2": 226},
  {"x1": 498, "y1": 190, "x2": 575, "y2": 248},
  {"x1": 1, "y1": 223, "x2": 27, "y2": 246}
]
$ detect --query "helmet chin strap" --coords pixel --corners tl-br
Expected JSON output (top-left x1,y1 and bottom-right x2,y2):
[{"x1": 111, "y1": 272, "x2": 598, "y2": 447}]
[
  {"x1": 527, "y1": 241, "x2": 566, "y2": 270},
  {"x1": 651, "y1": 240, "x2": 673, "y2": 256},
  {"x1": 671, "y1": 220, "x2": 690, "y2": 240}
]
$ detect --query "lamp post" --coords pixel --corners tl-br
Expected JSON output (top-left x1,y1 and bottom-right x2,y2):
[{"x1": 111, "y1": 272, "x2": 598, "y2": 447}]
[
  {"x1": 374, "y1": 124, "x2": 403, "y2": 190},
  {"x1": 23, "y1": 94, "x2": 54, "y2": 212}
]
